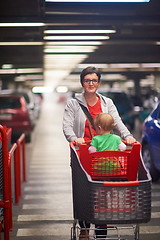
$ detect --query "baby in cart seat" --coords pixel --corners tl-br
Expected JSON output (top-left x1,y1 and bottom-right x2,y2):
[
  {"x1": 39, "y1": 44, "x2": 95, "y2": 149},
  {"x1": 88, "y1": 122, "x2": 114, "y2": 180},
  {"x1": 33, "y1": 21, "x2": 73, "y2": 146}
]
[
  {"x1": 88, "y1": 113, "x2": 127, "y2": 175},
  {"x1": 89, "y1": 112, "x2": 126, "y2": 153}
]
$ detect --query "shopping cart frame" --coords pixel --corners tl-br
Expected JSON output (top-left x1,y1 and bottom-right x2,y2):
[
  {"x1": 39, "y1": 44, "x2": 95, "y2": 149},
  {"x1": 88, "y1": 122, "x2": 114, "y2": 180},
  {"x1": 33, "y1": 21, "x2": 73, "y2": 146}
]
[{"x1": 70, "y1": 142, "x2": 151, "y2": 240}]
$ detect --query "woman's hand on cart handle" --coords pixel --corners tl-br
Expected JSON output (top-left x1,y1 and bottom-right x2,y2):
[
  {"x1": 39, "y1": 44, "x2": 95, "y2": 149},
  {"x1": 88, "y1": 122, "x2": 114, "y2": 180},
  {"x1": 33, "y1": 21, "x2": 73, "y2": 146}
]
[
  {"x1": 125, "y1": 137, "x2": 137, "y2": 145},
  {"x1": 74, "y1": 138, "x2": 85, "y2": 146}
]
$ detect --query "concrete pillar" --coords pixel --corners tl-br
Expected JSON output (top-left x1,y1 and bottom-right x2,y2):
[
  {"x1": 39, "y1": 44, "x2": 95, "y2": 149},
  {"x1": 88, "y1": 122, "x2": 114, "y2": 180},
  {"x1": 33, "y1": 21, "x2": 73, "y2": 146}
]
[
  {"x1": 1, "y1": 76, "x2": 15, "y2": 89},
  {"x1": 154, "y1": 74, "x2": 160, "y2": 89},
  {"x1": 133, "y1": 78, "x2": 141, "y2": 98}
]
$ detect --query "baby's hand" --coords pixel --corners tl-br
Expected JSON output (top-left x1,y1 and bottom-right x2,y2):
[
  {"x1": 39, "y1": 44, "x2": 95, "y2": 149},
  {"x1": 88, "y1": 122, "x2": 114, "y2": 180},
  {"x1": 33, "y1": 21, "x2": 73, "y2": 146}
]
[{"x1": 88, "y1": 146, "x2": 97, "y2": 153}]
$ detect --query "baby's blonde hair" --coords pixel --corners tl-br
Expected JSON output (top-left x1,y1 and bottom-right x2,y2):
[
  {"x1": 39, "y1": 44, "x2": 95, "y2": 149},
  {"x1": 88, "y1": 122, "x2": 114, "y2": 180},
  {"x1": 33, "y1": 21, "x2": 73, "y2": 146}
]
[{"x1": 94, "y1": 113, "x2": 114, "y2": 131}]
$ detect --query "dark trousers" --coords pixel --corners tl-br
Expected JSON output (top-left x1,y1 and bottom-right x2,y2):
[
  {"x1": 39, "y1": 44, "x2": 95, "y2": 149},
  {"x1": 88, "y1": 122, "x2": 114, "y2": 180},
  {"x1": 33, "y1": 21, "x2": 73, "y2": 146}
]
[{"x1": 79, "y1": 221, "x2": 107, "y2": 238}]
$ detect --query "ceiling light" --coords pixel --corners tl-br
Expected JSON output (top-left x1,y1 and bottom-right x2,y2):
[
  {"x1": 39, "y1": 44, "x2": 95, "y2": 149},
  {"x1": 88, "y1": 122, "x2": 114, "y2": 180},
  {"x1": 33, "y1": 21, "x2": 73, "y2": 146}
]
[
  {"x1": 45, "y1": 41, "x2": 102, "y2": 45},
  {"x1": 109, "y1": 63, "x2": 139, "y2": 68},
  {"x1": 78, "y1": 63, "x2": 160, "y2": 69},
  {"x1": 44, "y1": 54, "x2": 87, "y2": 60},
  {"x1": 56, "y1": 86, "x2": 68, "y2": 93},
  {"x1": 141, "y1": 63, "x2": 160, "y2": 68},
  {"x1": 0, "y1": 69, "x2": 16, "y2": 74},
  {"x1": 45, "y1": 0, "x2": 150, "y2": 2},
  {"x1": 47, "y1": 23, "x2": 108, "y2": 26},
  {"x1": 78, "y1": 63, "x2": 109, "y2": 68},
  {"x1": 0, "y1": 42, "x2": 44, "y2": 46},
  {"x1": 44, "y1": 36, "x2": 109, "y2": 40},
  {"x1": 78, "y1": 63, "x2": 140, "y2": 71},
  {"x1": 44, "y1": 46, "x2": 97, "y2": 49},
  {"x1": 44, "y1": 30, "x2": 116, "y2": 34},
  {"x1": 44, "y1": 46, "x2": 97, "y2": 53},
  {"x1": 0, "y1": 68, "x2": 43, "y2": 74},
  {"x1": 44, "y1": 49, "x2": 96, "y2": 53},
  {"x1": 16, "y1": 68, "x2": 43, "y2": 74},
  {"x1": 0, "y1": 23, "x2": 45, "y2": 27},
  {"x1": 32, "y1": 86, "x2": 53, "y2": 93},
  {"x1": 44, "y1": 54, "x2": 88, "y2": 70},
  {"x1": 19, "y1": 74, "x2": 43, "y2": 80},
  {"x1": 2, "y1": 64, "x2": 13, "y2": 69}
]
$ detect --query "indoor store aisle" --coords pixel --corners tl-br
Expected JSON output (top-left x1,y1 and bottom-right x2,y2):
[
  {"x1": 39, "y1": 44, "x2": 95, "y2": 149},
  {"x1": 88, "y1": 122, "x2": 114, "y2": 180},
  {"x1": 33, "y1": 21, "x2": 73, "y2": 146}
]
[{"x1": 10, "y1": 93, "x2": 73, "y2": 240}]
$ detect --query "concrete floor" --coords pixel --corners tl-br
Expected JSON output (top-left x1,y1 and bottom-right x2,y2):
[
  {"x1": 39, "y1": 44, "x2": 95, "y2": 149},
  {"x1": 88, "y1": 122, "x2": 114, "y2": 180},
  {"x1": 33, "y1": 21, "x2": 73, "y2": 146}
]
[{"x1": 10, "y1": 93, "x2": 73, "y2": 240}]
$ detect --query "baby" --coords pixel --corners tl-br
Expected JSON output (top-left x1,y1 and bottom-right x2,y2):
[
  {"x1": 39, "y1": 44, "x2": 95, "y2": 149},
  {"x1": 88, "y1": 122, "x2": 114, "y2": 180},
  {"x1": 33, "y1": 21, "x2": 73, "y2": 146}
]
[{"x1": 89, "y1": 113, "x2": 126, "y2": 153}]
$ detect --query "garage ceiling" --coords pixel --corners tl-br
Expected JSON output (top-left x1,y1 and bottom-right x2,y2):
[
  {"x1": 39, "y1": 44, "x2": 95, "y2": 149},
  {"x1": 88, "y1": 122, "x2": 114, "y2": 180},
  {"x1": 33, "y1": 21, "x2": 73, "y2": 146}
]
[{"x1": 0, "y1": 0, "x2": 160, "y2": 90}]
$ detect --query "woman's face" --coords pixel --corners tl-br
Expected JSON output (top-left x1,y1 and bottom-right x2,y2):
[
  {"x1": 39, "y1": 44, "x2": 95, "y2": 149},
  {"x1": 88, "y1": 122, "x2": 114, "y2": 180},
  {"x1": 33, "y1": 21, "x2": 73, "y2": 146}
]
[{"x1": 83, "y1": 73, "x2": 100, "y2": 94}]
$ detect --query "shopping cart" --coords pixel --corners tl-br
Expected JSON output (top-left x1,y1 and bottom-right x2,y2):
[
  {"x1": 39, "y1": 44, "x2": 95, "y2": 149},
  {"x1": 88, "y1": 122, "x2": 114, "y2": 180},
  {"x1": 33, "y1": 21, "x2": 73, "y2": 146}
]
[{"x1": 70, "y1": 141, "x2": 151, "y2": 240}]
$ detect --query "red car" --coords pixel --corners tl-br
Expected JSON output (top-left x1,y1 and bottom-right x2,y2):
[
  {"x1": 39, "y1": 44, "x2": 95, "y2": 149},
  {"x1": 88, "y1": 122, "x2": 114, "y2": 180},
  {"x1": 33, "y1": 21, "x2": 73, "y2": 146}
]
[{"x1": 0, "y1": 94, "x2": 32, "y2": 142}]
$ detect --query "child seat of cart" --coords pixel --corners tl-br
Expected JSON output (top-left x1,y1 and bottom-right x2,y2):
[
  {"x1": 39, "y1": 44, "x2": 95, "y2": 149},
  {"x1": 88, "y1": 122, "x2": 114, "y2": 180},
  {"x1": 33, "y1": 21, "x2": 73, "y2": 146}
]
[{"x1": 77, "y1": 141, "x2": 141, "y2": 181}]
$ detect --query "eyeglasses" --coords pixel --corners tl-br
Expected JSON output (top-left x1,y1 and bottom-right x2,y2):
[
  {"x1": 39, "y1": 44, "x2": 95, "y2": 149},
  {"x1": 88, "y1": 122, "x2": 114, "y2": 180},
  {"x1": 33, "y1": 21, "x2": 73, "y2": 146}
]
[{"x1": 83, "y1": 79, "x2": 99, "y2": 84}]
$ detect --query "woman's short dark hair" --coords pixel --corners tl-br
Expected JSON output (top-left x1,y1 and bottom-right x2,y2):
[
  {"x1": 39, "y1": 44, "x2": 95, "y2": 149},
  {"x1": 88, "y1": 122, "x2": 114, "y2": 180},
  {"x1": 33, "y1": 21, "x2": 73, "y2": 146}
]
[{"x1": 80, "y1": 66, "x2": 101, "y2": 85}]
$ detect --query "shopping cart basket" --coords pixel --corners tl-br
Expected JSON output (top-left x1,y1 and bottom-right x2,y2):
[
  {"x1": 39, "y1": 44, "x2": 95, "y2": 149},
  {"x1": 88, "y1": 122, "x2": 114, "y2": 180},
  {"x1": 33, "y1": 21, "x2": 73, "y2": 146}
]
[
  {"x1": 78, "y1": 141, "x2": 141, "y2": 181},
  {"x1": 70, "y1": 142, "x2": 151, "y2": 240}
]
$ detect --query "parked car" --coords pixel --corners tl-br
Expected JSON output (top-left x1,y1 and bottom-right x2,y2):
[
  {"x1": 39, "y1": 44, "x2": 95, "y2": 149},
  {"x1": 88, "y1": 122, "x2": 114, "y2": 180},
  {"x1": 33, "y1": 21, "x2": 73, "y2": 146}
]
[
  {"x1": 0, "y1": 89, "x2": 37, "y2": 128},
  {"x1": 98, "y1": 89, "x2": 136, "y2": 131},
  {"x1": 0, "y1": 94, "x2": 32, "y2": 142},
  {"x1": 141, "y1": 101, "x2": 160, "y2": 182}
]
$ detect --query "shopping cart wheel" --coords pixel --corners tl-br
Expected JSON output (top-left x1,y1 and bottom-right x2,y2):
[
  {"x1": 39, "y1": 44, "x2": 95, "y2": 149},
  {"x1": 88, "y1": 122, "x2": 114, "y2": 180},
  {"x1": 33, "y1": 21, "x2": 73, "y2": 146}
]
[
  {"x1": 71, "y1": 227, "x2": 77, "y2": 240},
  {"x1": 71, "y1": 219, "x2": 78, "y2": 240},
  {"x1": 71, "y1": 233, "x2": 76, "y2": 240},
  {"x1": 134, "y1": 224, "x2": 140, "y2": 240}
]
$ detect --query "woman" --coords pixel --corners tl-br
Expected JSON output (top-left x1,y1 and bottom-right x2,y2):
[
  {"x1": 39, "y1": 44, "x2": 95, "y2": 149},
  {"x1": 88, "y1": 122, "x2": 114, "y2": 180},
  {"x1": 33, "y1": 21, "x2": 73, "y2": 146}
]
[
  {"x1": 63, "y1": 66, "x2": 136, "y2": 239},
  {"x1": 63, "y1": 66, "x2": 135, "y2": 145}
]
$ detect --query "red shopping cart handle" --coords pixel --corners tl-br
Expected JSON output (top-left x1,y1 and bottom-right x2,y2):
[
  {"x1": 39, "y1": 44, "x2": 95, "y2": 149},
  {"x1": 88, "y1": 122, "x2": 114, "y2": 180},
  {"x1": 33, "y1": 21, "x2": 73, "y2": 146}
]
[
  {"x1": 103, "y1": 181, "x2": 139, "y2": 187},
  {"x1": 70, "y1": 140, "x2": 140, "y2": 147},
  {"x1": 70, "y1": 140, "x2": 91, "y2": 147},
  {"x1": 122, "y1": 140, "x2": 141, "y2": 146}
]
